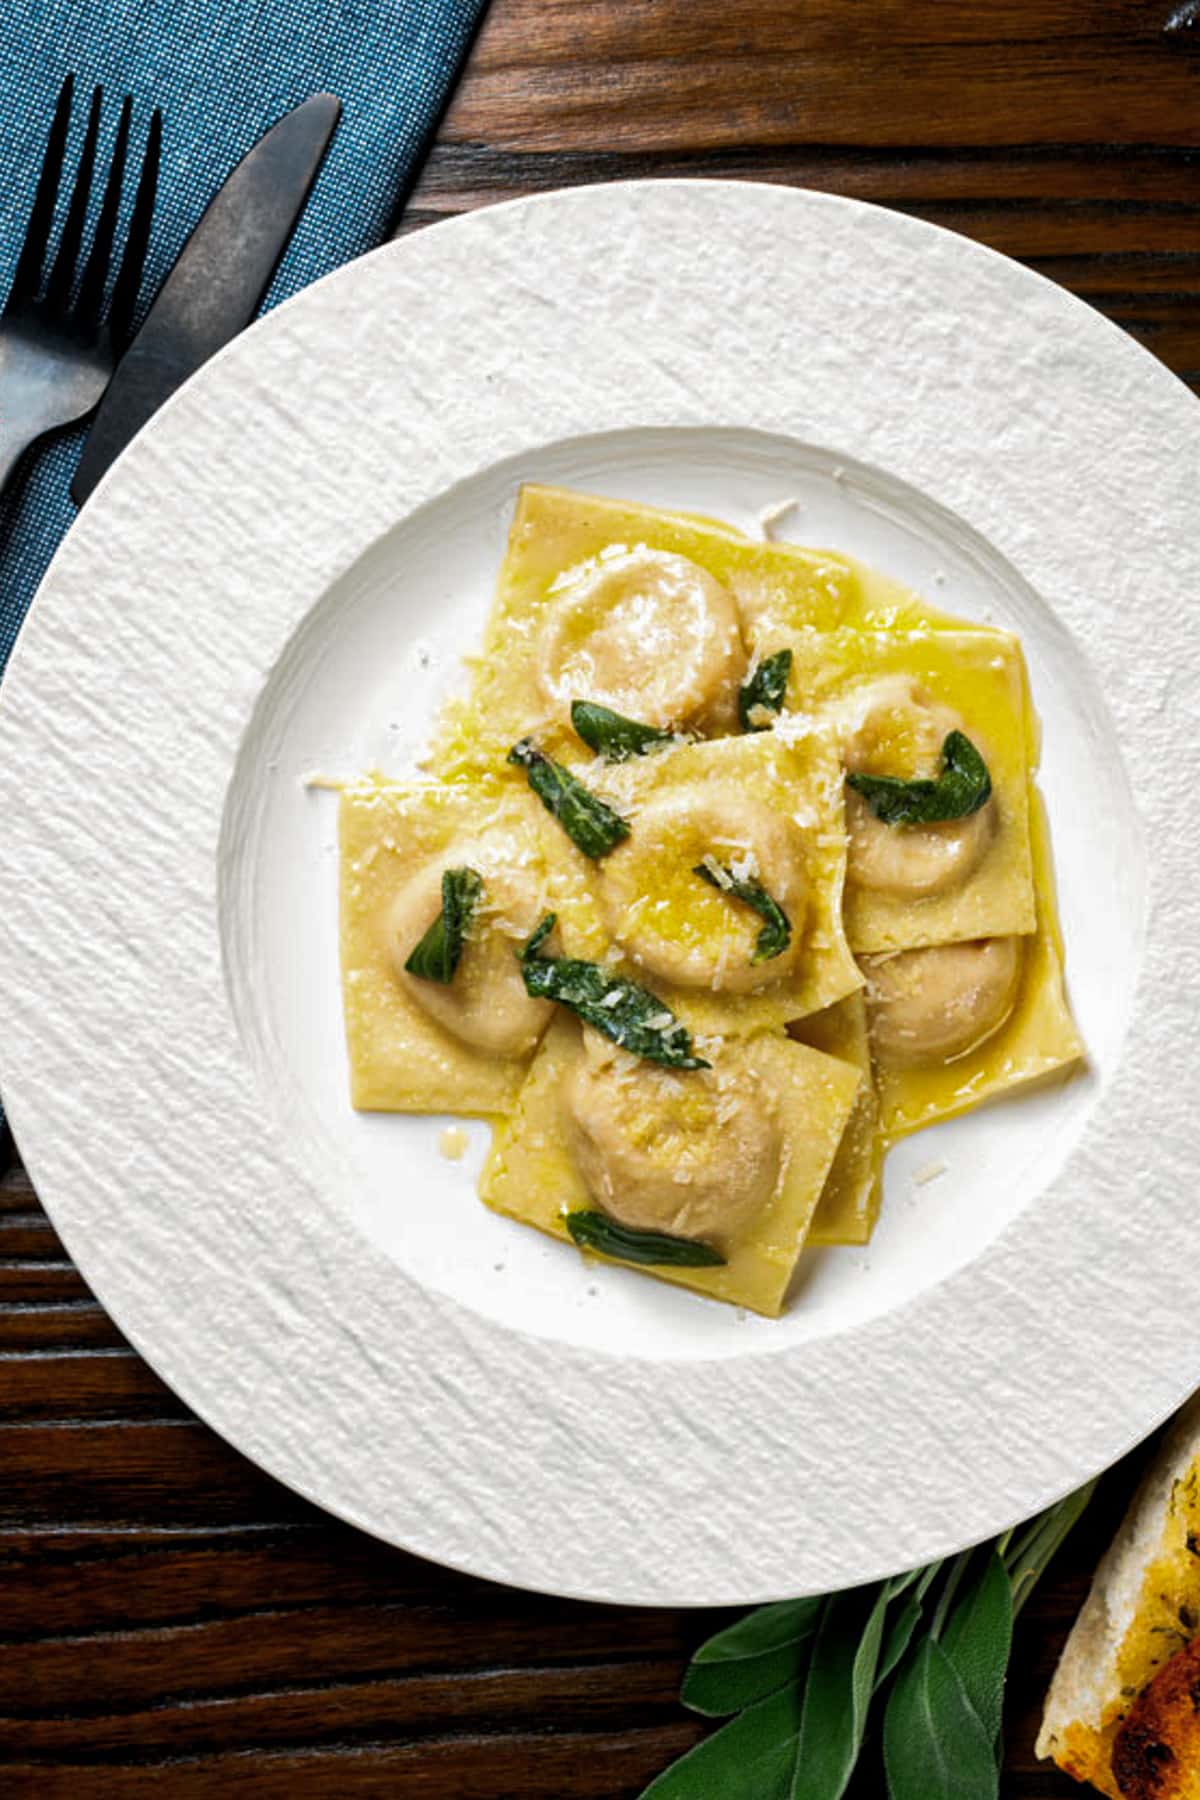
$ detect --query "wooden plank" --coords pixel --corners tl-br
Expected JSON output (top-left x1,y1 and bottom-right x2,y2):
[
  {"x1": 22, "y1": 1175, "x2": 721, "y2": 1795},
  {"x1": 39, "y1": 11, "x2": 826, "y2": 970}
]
[
  {"x1": 469, "y1": 0, "x2": 1166, "y2": 61},
  {"x1": 0, "y1": 1211, "x2": 67, "y2": 1260},
  {"x1": 0, "y1": 1727, "x2": 703, "y2": 1798},
  {"x1": 0, "y1": 1350, "x2": 185, "y2": 1423},
  {"x1": 0, "y1": 1422, "x2": 317, "y2": 1527},
  {"x1": 0, "y1": 1302, "x2": 128, "y2": 1352},
  {"x1": 412, "y1": 143, "x2": 1200, "y2": 213},
  {"x1": 0, "y1": 1660, "x2": 688, "y2": 1758},
  {"x1": 0, "y1": 1262, "x2": 95, "y2": 1304},
  {"x1": 445, "y1": 27, "x2": 1200, "y2": 151},
  {"x1": 0, "y1": 1527, "x2": 706, "y2": 1650},
  {"x1": 0, "y1": 1601, "x2": 700, "y2": 1715}
]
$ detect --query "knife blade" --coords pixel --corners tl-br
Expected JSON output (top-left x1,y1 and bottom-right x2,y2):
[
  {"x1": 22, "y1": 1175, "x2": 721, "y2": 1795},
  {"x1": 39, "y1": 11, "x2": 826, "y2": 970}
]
[{"x1": 71, "y1": 92, "x2": 341, "y2": 506}]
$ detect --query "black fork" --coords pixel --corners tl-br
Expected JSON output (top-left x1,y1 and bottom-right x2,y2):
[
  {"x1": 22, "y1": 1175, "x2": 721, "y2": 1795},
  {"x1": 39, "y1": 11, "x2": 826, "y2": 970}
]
[{"x1": 0, "y1": 75, "x2": 161, "y2": 494}]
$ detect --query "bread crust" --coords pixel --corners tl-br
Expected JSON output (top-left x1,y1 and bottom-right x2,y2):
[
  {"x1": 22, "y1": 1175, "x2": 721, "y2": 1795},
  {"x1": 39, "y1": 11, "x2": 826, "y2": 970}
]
[
  {"x1": 1038, "y1": 1395, "x2": 1200, "y2": 1795},
  {"x1": 1112, "y1": 1636, "x2": 1200, "y2": 1798}
]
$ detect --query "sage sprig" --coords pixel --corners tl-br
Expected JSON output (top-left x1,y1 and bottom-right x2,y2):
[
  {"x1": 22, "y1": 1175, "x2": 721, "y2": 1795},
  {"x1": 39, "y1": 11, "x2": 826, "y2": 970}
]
[
  {"x1": 566, "y1": 1210, "x2": 725, "y2": 1268},
  {"x1": 519, "y1": 914, "x2": 708, "y2": 1070},
  {"x1": 570, "y1": 699, "x2": 676, "y2": 761},
  {"x1": 402, "y1": 867, "x2": 482, "y2": 984},
  {"x1": 640, "y1": 1480, "x2": 1096, "y2": 1800},
  {"x1": 846, "y1": 730, "x2": 992, "y2": 826},
  {"x1": 508, "y1": 737, "x2": 631, "y2": 858},
  {"x1": 694, "y1": 858, "x2": 791, "y2": 963},
  {"x1": 739, "y1": 649, "x2": 793, "y2": 731}
]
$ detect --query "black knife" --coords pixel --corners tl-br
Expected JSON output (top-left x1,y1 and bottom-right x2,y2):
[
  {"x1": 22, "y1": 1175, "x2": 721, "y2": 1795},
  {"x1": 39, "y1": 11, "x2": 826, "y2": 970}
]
[{"x1": 71, "y1": 92, "x2": 341, "y2": 506}]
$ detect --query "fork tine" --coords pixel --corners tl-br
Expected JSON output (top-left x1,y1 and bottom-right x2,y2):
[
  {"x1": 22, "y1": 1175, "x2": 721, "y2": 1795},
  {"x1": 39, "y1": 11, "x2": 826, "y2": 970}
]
[
  {"x1": 43, "y1": 83, "x2": 102, "y2": 319},
  {"x1": 8, "y1": 73, "x2": 74, "y2": 308},
  {"x1": 74, "y1": 92, "x2": 131, "y2": 332},
  {"x1": 107, "y1": 107, "x2": 161, "y2": 349}
]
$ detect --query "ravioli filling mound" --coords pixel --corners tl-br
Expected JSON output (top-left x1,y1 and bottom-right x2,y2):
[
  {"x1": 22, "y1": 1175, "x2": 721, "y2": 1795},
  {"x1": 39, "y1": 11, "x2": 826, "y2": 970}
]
[
  {"x1": 842, "y1": 675, "x2": 995, "y2": 898},
  {"x1": 565, "y1": 1034, "x2": 781, "y2": 1245},
  {"x1": 390, "y1": 842, "x2": 554, "y2": 1058},
  {"x1": 537, "y1": 546, "x2": 747, "y2": 733},
  {"x1": 599, "y1": 785, "x2": 806, "y2": 994},
  {"x1": 862, "y1": 937, "x2": 1023, "y2": 1069}
]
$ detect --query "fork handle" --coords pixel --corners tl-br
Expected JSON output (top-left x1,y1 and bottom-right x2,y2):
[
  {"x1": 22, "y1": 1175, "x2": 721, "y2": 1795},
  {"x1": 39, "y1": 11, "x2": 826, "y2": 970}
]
[{"x1": 0, "y1": 417, "x2": 38, "y2": 497}]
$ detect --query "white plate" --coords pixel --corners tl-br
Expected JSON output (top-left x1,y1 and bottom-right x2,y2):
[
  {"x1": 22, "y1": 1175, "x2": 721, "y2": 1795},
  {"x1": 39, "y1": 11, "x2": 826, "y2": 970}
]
[{"x1": 2, "y1": 180, "x2": 1198, "y2": 1606}]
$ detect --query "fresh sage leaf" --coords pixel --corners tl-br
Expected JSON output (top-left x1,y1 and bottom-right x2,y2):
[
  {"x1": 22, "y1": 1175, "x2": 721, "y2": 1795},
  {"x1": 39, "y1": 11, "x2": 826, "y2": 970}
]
[
  {"x1": 640, "y1": 1682, "x2": 805, "y2": 1800},
  {"x1": 884, "y1": 1566, "x2": 928, "y2": 1603},
  {"x1": 683, "y1": 1596, "x2": 823, "y2": 1717},
  {"x1": 508, "y1": 737, "x2": 631, "y2": 857},
  {"x1": 883, "y1": 1637, "x2": 998, "y2": 1800},
  {"x1": 739, "y1": 649, "x2": 793, "y2": 732},
  {"x1": 789, "y1": 1583, "x2": 889, "y2": 1800},
  {"x1": 876, "y1": 1597, "x2": 925, "y2": 1692},
  {"x1": 682, "y1": 1642, "x2": 810, "y2": 1718},
  {"x1": 566, "y1": 1210, "x2": 725, "y2": 1269},
  {"x1": 694, "y1": 859, "x2": 791, "y2": 963},
  {"x1": 402, "y1": 866, "x2": 482, "y2": 984},
  {"x1": 519, "y1": 914, "x2": 709, "y2": 1069},
  {"x1": 692, "y1": 1597, "x2": 825, "y2": 1668},
  {"x1": 940, "y1": 1550, "x2": 1012, "y2": 1748},
  {"x1": 846, "y1": 730, "x2": 992, "y2": 826},
  {"x1": 571, "y1": 699, "x2": 675, "y2": 761}
]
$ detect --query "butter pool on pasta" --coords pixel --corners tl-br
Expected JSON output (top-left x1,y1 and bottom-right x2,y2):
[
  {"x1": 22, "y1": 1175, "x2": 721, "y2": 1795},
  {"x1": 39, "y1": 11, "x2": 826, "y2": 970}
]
[{"x1": 336, "y1": 484, "x2": 1084, "y2": 1312}]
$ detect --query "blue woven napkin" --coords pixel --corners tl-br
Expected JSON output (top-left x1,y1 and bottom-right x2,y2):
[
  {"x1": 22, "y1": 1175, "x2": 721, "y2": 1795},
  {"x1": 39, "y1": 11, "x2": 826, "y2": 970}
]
[
  {"x1": 0, "y1": 0, "x2": 489, "y2": 673},
  {"x1": 0, "y1": 0, "x2": 490, "y2": 1142}
]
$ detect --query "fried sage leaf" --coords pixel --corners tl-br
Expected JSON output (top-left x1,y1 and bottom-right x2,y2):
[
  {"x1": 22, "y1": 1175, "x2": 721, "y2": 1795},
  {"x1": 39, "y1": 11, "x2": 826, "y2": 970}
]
[
  {"x1": 508, "y1": 737, "x2": 631, "y2": 857},
  {"x1": 566, "y1": 1210, "x2": 725, "y2": 1268},
  {"x1": 694, "y1": 858, "x2": 792, "y2": 963},
  {"x1": 846, "y1": 730, "x2": 992, "y2": 826},
  {"x1": 570, "y1": 699, "x2": 675, "y2": 762},
  {"x1": 519, "y1": 913, "x2": 708, "y2": 1069},
  {"x1": 402, "y1": 867, "x2": 483, "y2": 984},
  {"x1": 738, "y1": 648, "x2": 793, "y2": 732}
]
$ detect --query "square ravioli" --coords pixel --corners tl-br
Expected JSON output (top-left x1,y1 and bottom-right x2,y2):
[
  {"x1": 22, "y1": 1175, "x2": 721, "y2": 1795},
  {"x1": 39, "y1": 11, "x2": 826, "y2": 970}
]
[
  {"x1": 768, "y1": 627, "x2": 1036, "y2": 953},
  {"x1": 586, "y1": 730, "x2": 862, "y2": 1032},
  {"x1": 339, "y1": 776, "x2": 607, "y2": 1115},
  {"x1": 427, "y1": 482, "x2": 861, "y2": 780},
  {"x1": 480, "y1": 1018, "x2": 863, "y2": 1317},
  {"x1": 789, "y1": 993, "x2": 882, "y2": 1247},
  {"x1": 867, "y1": 792, "x2": 1083, "y2": 1138}
]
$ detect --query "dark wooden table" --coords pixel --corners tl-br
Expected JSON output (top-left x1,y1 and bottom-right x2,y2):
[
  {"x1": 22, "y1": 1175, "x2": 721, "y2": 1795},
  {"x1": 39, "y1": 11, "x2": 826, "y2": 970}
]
[{"x1": 3, "y1": 3, "x2": 1198, "y2": 1793}]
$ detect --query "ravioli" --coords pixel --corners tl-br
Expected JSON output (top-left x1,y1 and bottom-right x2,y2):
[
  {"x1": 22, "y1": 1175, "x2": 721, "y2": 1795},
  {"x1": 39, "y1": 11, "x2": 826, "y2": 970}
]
[
  {"x1": 768, "y1": 627, "x2": 1036, "y2": 953},
  {"x1": 869, "y1": 792, "x2": 1083, "y2": 1139},
  {"x1": 339, "y1": 776, "x2": 607, "y2": 1115},
  {"x1": 480, "y1": 1018, "x2": 863, "y2": 1317},
  {"x1": 588, "y1": 730, "x2": 862, "y2": 1032},
  {"x1": 428, "y1": 482, "x2": 860, "y2": 780},
  {"x1": 334, "y1": 485, "x2": 1085, "y2": 1312},
  {"x1": 789, "y1": 993, "x2": 882, "y2": 1246}
]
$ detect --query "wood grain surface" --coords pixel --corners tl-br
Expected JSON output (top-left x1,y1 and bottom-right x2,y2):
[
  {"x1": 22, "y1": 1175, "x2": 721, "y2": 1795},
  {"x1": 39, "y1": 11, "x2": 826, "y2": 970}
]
[{"x1": 4, "y1": 2, "x2": 1199, "y2": 1792}]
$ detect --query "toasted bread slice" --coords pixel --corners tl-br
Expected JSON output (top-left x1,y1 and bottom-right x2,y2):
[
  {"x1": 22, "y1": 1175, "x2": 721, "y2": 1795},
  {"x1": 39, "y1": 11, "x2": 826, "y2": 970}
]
[
  {"x1": 1112, "y1": 1637, "x2": 1200, "y2": 1798},
  {"x1": 1039, "y1": 1395, "x2": 1200, "y2": 1795}
]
